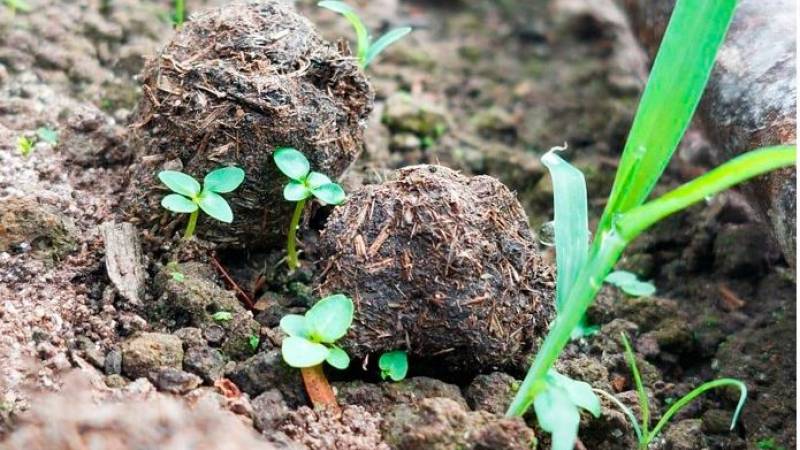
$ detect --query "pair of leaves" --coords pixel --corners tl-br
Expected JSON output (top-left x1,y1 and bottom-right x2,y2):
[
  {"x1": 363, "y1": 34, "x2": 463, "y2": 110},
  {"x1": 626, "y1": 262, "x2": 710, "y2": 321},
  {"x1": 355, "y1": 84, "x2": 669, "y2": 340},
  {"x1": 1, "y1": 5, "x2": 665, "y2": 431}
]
[
  {"x1": 534, "y1": 370, "x2": 601, "y2": 450},
  {"x1": 605, "y1": 270, "x2": 656, "y2": 297},
  {"x1": 160, "y1": 167, "x2": 245, "y2": 223},
  {"x1": 379, "y1": 350, "x2": 408, "y2": 381},
  {"x1": 280, "y1": 294, "x2": 354, "y2": 369},
  {"x1": 274, "y1": 148, "x2": 345, "y2": 205},
  {"x1": 318, "y1": 1, "x2": 412, "y2": 68}
]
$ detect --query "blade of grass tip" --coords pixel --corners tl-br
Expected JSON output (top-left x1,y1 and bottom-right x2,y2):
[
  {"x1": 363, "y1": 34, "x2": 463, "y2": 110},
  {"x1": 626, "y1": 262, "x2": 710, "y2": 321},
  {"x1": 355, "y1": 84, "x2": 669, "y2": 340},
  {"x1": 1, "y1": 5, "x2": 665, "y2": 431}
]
[
  {"x1": 597, "y1": 0, "x2": 738, "y2": 236},
  {"x1": 318, "y1": 1, "x2": 370, "y2": 64},
  {"x1": 541, "y1": 147, "x2": 588, "y2": 313},
  {"x1": 649, "y1": 379, "x2": 747, "y2": 440},
  {"x1": 621, "y1": 333, "x2": 649, "y2": 437},
  {"x1": 616, "y1": 145, "x2": 797, "y2": 242}
]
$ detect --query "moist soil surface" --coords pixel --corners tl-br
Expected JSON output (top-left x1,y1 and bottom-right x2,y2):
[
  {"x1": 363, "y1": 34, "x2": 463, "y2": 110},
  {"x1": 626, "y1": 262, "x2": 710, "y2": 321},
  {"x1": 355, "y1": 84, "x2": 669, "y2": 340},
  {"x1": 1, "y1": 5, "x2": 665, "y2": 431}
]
[{"x1": 0, "y1": 1, "x2": 794, "y2": 449}]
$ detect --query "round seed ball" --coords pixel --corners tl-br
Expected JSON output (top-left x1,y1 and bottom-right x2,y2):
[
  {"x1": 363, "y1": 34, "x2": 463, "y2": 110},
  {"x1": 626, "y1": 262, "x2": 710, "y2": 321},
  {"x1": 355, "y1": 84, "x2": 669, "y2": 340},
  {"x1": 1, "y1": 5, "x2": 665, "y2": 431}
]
[
  {"x1": 124, "y1": 1, "x2": 373, "y2": 249},
  {"x1": 315, "y1": 165, "x2": 555, "y2": 373}
]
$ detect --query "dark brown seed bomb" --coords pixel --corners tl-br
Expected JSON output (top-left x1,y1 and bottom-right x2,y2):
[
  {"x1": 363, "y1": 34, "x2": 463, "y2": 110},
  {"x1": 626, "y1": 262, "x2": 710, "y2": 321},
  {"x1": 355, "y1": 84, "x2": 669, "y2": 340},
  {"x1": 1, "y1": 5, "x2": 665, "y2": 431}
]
[
  {"x1": 123, "y1": 1, "x2": 373, "y2": 249},
  {"x1": 315, "y1": 165, "x2": 556, "y2": 373}
]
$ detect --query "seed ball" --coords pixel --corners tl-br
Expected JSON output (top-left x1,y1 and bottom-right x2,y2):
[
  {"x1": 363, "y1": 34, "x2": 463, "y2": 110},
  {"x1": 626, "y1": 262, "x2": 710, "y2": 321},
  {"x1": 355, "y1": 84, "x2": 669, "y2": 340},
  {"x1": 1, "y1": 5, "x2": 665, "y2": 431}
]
[
  {"x1": 124, "y1": 1, "x2": 373, "y2": 249},
  {"x1": 315, "y1": 165, "x2": 556, "y2": 373}
]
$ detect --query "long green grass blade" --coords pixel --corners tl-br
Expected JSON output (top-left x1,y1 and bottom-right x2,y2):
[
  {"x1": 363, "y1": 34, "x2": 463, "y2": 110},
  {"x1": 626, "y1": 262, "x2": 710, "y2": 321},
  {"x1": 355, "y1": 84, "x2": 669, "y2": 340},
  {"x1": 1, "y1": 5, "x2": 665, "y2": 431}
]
[
  {"x1": 597, "y1": 0, "x2": 738, "y2": 235},
  {"x1": 364, "y1": 27, "x2": 412, "y2": 67},
  {"x1": 621, "y1": 333, "x2": 649, "y2": 437},
  {"x1": 616, "y1": 145, "x2": 796, "y2": 241},
  {"x1": 318, "y1": 1, "x2": 370, "y2": 64}
]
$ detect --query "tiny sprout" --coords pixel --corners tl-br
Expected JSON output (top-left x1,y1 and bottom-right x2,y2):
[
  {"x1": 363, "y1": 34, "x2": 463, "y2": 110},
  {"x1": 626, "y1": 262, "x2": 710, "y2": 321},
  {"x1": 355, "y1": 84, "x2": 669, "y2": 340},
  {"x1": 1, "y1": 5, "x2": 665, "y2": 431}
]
[
  {"x1": 318, "y1": 1, "x2": 412, "y2": 68},
  {"x1": 36, "y1": 127, "x2": 58, "y2": 145},
  {"x1": 212, "y1": 311, "x2": 233, "y2": 322},
  {"x1": 158, "y1": 166, "x2": 245, "y2": 239},
  {"x1": 172, "y1": 0, "x2": 185, "y2": 26},
  {"x1": 17, "y1": 136, "x2": 33, "y2": 157},
  {"x1": 274, "y1": 148, "x2": 345, "y2": 271},
  {"x1": 280, "y1": 294, "x2": 353, "y2": 369},
  {"x1": 248, "y1": 335, "x2": 260, "y2": 351},
  {"x1": 379, "y1": 350, "x2": 408, "y2": 381},
  {"x1": 171, "y1": 271, "x2": 185, "y2": 282},
  {"x1": 605, "y1": 270, "x2": 656, "y2": 297}
]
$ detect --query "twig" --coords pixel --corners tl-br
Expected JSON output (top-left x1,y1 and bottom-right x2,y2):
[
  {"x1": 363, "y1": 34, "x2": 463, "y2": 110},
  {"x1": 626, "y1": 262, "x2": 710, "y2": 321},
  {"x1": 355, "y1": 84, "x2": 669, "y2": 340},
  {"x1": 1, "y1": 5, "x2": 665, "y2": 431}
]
[{"x1": 210, "y1": 252, "x2": 254, "y2": 309}]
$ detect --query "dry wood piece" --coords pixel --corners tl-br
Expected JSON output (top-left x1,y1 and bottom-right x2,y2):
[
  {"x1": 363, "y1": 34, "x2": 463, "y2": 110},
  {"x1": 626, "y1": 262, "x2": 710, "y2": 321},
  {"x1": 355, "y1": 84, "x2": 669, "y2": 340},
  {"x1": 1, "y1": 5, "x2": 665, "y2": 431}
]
[{"x1": 101, "y1": 222, "x2": 146, "y2": 305}]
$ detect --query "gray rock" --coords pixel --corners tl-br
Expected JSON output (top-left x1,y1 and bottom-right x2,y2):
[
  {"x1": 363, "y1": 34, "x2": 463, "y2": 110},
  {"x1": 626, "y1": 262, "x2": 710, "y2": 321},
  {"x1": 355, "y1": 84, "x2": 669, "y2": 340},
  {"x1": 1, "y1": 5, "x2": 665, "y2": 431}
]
[
  {"x1": 252, "y1": 389, "x2": 291, "y2": 432},
  {"x1": 183, "y1": 345, "x2": 227, "y2": 383},
  {"x1": 104, "y1": 348, "x2": 122, "y2": 375},
  {"x1": 149, "y1": 367, "x2": 203, "y2": 394},
  {"x1": 174, "y1": 327, "x2": 205, "y2": 348},
  {"x1": 225, "y1": 350, "x2": 306, "y2": 407},
  {"x1": 121, "y1": 332, "x2": 183, "y2": 379}
]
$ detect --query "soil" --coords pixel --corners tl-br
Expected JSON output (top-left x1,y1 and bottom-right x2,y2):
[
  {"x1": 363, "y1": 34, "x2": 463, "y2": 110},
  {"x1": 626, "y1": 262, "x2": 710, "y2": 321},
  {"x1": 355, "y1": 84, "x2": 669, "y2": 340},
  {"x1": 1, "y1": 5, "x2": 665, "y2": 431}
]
[{"x1": 0, "y1": 0, "x2": 794, "y2": 449}]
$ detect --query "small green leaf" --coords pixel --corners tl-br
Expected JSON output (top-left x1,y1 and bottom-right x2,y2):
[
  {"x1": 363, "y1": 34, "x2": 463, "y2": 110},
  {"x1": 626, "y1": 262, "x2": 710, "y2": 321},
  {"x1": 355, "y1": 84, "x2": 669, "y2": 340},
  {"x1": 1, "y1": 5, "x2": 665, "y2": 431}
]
[
  {"x1": 284, "y1": 181, "x2": 311, "y2": 201},
  {"x1": 364, "y1": 27, "x2": 412, "y2": 67},
  {"x1": 161, "y1": 194, "x2": 198, "y2": 213},
  {"x1": 307, "y1": 171, "x2": 332, "y2": 189},
  {"x1": 280, "y1": 314, "x2": 311, "y2": 339},
  {"x1": 274, "y1": 147, "x2": 310, "y2": 181},
  {"x1": 212, "y1": 311, "x2": 233, "y2": 322},
  {"x1": 534, "y1": 384, "x2": 581, "y2": 450},
  {"x1": 249, "y1": 335, "x2": 260, "y2": 351},
  {"x1": 198, "y1": 191, "x2": 233, "y2": 223},
  {"x1": 326, "y1": 346, "x2": 350, "y2": 369},
  {"x1": 605, "y1": 270, "x2": 638, "y2": 285},
  {"x1": 171, "y1": 272, "x2": 185, "y2": 282},
  {"x1": 281, "y1": 336, "x2": 330, "y2": 368},
  {"x1": 379, "y1": 350, "x2": 409, "y2": 381},
  {"x1": 158, "y1": 170, "x2": 201, "y2": 197},
  {"x1": 318, "y1": 0, "x2": 355, "y2": 14},
  {"x1": 306, "y1": 294, "x2": 354, "y2": 343},
  {"x1": 312, "y1": 183, "x2": 346, "y2": 205},
  {"x1": 36, "y1": 127, "x2": 58, "y2": 145},
  {"x1": 605, "y1": 270, "x2": 656, "y2": 297},
  {"x1": 550, "y1": 371, "x2": 601, "y2": 418},
  {"x1": 203, "y1": 167, "x2": 245, "y2": 193}
]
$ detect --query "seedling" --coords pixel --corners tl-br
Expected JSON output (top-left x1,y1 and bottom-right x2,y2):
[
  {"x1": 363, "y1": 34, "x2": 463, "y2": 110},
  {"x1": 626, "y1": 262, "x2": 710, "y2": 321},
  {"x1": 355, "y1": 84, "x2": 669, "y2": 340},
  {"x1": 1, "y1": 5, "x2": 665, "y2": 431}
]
[
  {"x1": 36, "y1": 127, "x2": 58, "y2": 145},
  {"x1": 379, "y1": 350, "x2": 408, "y2": 381},
  {"x1": 16, "y1": 136, "x2": 33, "y2": 157},
  {"x1": 593, "y1": 333, "x2": 746, "y2": 450},
  {"x1": 605, "y1": 270, "x2": 656, "y2": 297},
  {"x1": 172, "y1": 0, "x2": 185, "y2": 26},
  {"x1": 274, "y1": 147, "x2": 345, "y2": 271},
  {"x1": 505, "y1": 1, "x2": 795, "y2": 448},
  {"x1": 318, "y1": 1, "x2": 412, "y2": 68},
  {"x1": 211, "y1": 311, "x2": 233, "y2": 322},
  {"x1": 3, "y1": 0, "x2": 30, "y2": 14},
  {"x1": 248, "y1": 335, "x2": 260, "y2": 352},
  {"x1": 280, "y1": 294, "x2": 354, "y2": 410},
  {"x1": 158, "y1": 167, "x2": 245, "y2": 239}
]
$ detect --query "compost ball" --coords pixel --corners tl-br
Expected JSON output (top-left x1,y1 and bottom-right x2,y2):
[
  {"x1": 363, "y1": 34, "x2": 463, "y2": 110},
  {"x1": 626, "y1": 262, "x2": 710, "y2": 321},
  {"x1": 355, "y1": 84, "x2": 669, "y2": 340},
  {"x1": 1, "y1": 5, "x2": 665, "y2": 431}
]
[
  {"x1": 315, "y1": 165, "x2": 555, "y2": 373},
  {"x1": 124, "y1": 1, "x2": 373, "y2": 248}
]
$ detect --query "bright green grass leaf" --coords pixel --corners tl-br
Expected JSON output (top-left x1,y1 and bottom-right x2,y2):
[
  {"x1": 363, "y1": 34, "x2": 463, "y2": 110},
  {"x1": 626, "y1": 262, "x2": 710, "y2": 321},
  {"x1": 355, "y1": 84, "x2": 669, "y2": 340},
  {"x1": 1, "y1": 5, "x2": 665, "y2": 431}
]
[
  {"x1": 312, "y1": 183, "x2": 346, "y2": 205},
  {"x1": 597, "y1": 0, "x2": 738, "y2": 237},
  {"x1": 307, "y1": 171, "x2": 332, "y2": 189},
  {"x1": 212, "y1": 311, "x2": 233, "y2": 322},
  {"x1": 159, "y1": 170, "x2": 201, "y2": 197},
  {"x1": 36, "y1": 127, "x2": 58, "y2": 145},
  {"x1": 161, "y1": 194, "x2": 198, "y2": 213},
  {"x1": 326, "y1": 346, "x2": 350, "y2": 369},
  {"x1": 17, "y1": 136, "x2": 33, "y2": 157},
  {"x1": 282, "y1": 336, "x2": 330, "y2": 368},
  {"x1": 274, "y1": 147, "x2": 310, "y2": 181},
  {"x1": 318, "y1": 1, "x2": 369, "y2": 63},
  {"x1": 306, "y1": 294, "x2": 354, "y2": 343},
  {"x1": 203, "y1": 167, "x2": 245, "y2": 193},
  {"x1": 284, "y1": 181, "x2": 311, "y2": 201},
  {"x1": 379, "y1": 350, "x2": 409, "y2": 381},
  {"x1": 249, "y1": 335, "x2": 260, "y2": 351},
  {"x1": 280, "y1": 314, "x2": 311, "y2": 339},
  {"x1": 364, "y1": 27, "x2": 412, "y2": 67},
  {"x1": 198, "y1": 191, "x2": 233, "y2": 223}
]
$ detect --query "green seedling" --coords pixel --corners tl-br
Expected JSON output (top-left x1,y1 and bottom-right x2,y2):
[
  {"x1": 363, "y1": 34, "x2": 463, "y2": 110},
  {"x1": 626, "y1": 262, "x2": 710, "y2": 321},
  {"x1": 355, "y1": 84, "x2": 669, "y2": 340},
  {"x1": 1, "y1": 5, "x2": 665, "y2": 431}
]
[
  {"x1": 172, "y1": 0, "x2": 185, "y2": 26},
  {"x1": 379, "y1": 350, "x2": 409, "y2": 381},
  {"x1": 17, "y1": 136, "x2": 33, "y2": 157},
  {"x1": 605, "y1": 270, "x2": 656, "y2": 297},
  {"x1": 3, "y1": 0, "x2": 30, "y2": 14},
  {"x1": 756, "y1": 438, "x2": 786, "y2": 450},
  {"x1": 593, "y1": 333, "x2": 746, "y2": 450},
  {"x1": 158, "y1": 166, "x2": 245, "y2": 239},
  {"x1": 36, "y1": 127, "x2": 58, "y2": 145},
  {"x1": 274, "y1": 147, "x2": 345, "y2": 271},
  {"x1": 248, "y1": 334, "x2": 260, "y2": 352},
  {"x1": 211, "y1": 311, "x2": 233, "y2": 322},
  {"x1": 318, "y1": 1, "x2": 412, "y2": 68},
  {"x1": 506, "y1": 1, "x2": 795, "y2": 448}
]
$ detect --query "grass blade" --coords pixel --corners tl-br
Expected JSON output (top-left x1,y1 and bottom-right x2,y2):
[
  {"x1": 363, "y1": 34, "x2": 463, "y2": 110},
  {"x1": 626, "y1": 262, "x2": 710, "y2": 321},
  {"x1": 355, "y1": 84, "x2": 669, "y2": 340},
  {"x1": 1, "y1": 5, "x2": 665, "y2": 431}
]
[
  {"x1": 621, "y1": 333, "x2": 649, "y2": 437},
  {"x1": 616, "y1": 145, "x2": 796, "y2": 241},
  {"x1": 318, "y1": 1, "x2": 370, "y2": 64},
  {"x1": 597, "y1": 0, "x2": 738, "y2": 235},
  {"x1": 364, "y1": 27, "x2": 412, "y2": 67}
]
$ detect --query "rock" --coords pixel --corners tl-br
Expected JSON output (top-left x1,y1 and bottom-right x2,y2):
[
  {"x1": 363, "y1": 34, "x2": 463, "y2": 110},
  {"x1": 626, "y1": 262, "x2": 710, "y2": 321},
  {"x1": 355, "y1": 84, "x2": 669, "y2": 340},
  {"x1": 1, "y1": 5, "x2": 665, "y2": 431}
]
[
  {"x1": 663, "y1": 419, "x2": 707, "y2": 450},
  {"x1": 280, "y1": 405, "x2": 387, "y2": 450},
  {"x1": 59, "y1": 104, "x2": 129, "y2": 165},
  {"x1": 154, "y1": 262, "x2": 260, "y2": 360},
  {"x1": 390, "y1": 132, "x2": 422, "y2": 152},
  {"x1": 251, "y1": 389, "x2": 291, "y2": 432},
  {"x1": 702, "y1": 408, "x2": 733, "y2": 434},
  {"x1": 100, "y1": 222, "x2": 146, "y2": 306},
  {"x1": 225, "y1": 350, "x2": 306, "y2": 407},
  {"x1": 149, "y1": 367, "x2": 203, "y2": 394},
  {"x1": 336, "y1": 377, "x2": 468, "y2": 413},
  {"x1": 104, "y1": 348, "x2": 122, "y2": 375},
  {"x1": 173, "y1": 327, "x2": 206, "y2": 348},
  {"x1": 713, "y1": 223, "x2": 773, "y2": 277},
  {"x1": 382, "y1": 397, "x2": 535, "y2": 450},
  {"x1": 382, "y1": 93, "x2": 448, "y2": 139},
  {"x1": 124, "y1": 1, "x2": 373, "y2": 249},
  {"x1": 183, "y1": 345, "x2": 227, "y2": 383},
  {"x1": 465, "y1": 372, "x2": 519, "y2": 415},
  {"x1": 315, "y1": 165, "x2": 555, "y2": 373},
  {"x1": 105, "y1": 374, "x2": 127, "y2": 388},
  {"x1": 121, "y1": 332, "x2": 183, "y2": 380},
  {"x1": 556, "y1": 355, "x2": 613, "y2": 392},
  {"x1": 0, "y1": 196, "x2": 76, "y2": 257}
]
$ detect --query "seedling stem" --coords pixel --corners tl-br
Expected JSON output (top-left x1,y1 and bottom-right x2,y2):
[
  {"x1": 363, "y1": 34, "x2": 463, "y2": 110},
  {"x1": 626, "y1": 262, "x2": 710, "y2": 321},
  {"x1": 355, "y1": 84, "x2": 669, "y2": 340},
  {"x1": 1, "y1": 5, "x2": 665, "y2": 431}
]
[
  {"x1": 184, "y1": 209, "x2": 199, "y2": 239},
  {"x1": 287, "y1": 199, "x2": 306, "y2": 271}
]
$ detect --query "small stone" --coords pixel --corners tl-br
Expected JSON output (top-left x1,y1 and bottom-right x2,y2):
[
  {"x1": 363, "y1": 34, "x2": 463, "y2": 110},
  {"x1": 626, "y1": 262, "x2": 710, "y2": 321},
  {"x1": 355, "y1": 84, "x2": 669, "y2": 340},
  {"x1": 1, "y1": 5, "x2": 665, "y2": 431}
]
[
  {"x1": 105, "y1": 374, "x2": 128, "y2": 388},
  {"x1": 226, "y1": 350, "x2": 306, "y2": 407},
  {"x1": 465, "y1": 372, "x2": 519, "y2": 414},
  {"x1": 382, "y1": 92, "x2": 448, "y2": 139},
  {"x1": 701, "y1": 408, "x2": 733, "y2": 434},
  {"x1": 184, "y1": 345, "x2": 227, "y2": 383},
  {"x1": 390, "y1": 133, "x2": 422, "y2": 152},
  {"x1": 252, "y1": 389, "x2": 291, "y2": 432},
  {"x1": 150, "y1": 367, "x2": 203, "y2": 394},
  {"x1": 174, "y1": 327, "x2": 206, "y2": 348},
  {"x1": 121, "y1": 332, "x2": 183, "y2": 380},
  {"x1": 664, "y1": 419, "x2": 707, "y2": 450},
  {"x1": 204, "y1": 325, "x2": 226, "y2": 345},
  {"x1": 104, "y1": 348, "x2": 122, "y2": 375}
]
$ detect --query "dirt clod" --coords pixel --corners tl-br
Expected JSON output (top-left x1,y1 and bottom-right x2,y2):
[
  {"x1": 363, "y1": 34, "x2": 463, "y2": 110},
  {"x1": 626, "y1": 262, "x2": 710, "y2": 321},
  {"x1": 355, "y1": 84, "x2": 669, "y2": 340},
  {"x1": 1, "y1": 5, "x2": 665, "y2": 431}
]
[
  {"x1": 316, "y1": 165, "x2": 555, "y2": 373},
  {"x1": 121, "y1": 332, "x2": 183, "y2": 380},
  {"x1": 124, "y1": 1, "x2": 373, "y2": 249},
  {"x1": 225, "y1": 350, "x2": 306, "y2": 407}
]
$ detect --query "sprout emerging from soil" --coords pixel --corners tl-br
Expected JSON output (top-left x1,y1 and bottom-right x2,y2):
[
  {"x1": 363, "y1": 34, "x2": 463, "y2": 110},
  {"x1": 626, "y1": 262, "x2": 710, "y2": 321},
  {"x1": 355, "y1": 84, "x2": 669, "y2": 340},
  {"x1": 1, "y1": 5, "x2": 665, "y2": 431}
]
[
  {"x1": 159, "y1": 167, "x2": 245, "y2": 239},
  {"x1": 274, "y1": 147, "x2": 345, "y2": 271},
  {"x1": 378, "y1": 350, "x2": 408, "y2": 382},
  {"x1": 318, "y1": 1, "x2": 412, "y2": 68},
  {"x1": 594, "y1": 333, "x2": 747, "y2": 450},
  {"x1": 172, "y1": 0, "x2": 186, "y2": 26},
  {"x1": 604, "y1": 270, "x2": 656, "y2": 297},
  {"x1": 280, "y1": 294, "x2": 354, "y2": 410},
  {"x1": 16, "y1": 136, "x2": 33, "y2": 157}
]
